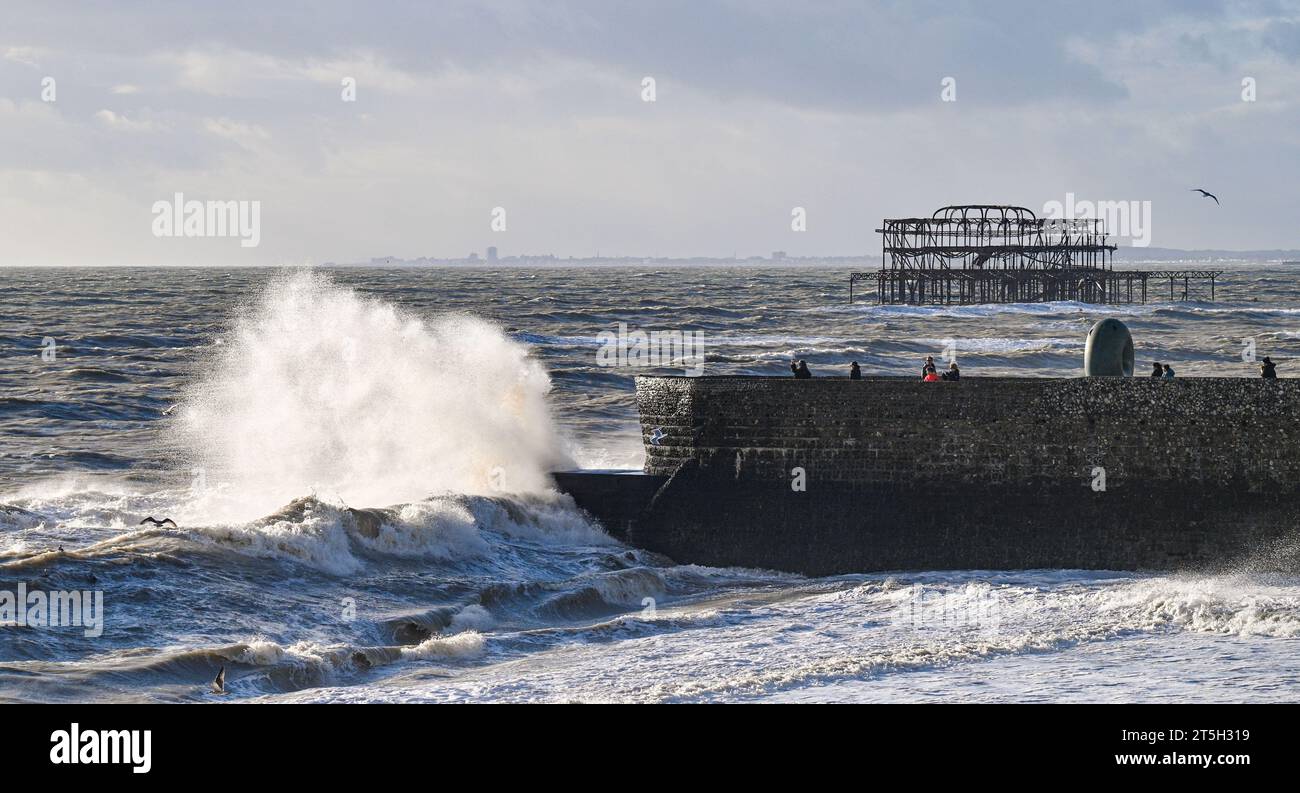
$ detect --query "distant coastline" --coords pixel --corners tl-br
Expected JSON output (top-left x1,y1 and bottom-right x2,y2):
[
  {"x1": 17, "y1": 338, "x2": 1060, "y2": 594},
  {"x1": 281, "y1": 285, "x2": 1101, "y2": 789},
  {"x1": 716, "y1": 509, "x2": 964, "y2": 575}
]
[
  {"x1": 7, "y1": 249, "x2": 1300, "y2": 269},
  {"x1": 323, "y1": 247, "x2": 1300, "y2": 268}
]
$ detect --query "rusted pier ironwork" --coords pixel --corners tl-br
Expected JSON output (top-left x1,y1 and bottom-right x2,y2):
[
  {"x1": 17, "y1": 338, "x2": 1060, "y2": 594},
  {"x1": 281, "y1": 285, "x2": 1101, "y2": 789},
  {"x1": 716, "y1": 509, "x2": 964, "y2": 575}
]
[
  {"x1": 1145, "y1": 270, "x2": 1223, "y2": 301},
  {"x1": 848, "y1": 205, "x2": 1222, "y2": 305}
]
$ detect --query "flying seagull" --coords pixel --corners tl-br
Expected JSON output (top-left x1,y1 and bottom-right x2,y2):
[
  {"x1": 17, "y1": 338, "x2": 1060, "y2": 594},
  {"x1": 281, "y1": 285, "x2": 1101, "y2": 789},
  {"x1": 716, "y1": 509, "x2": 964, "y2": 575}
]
[
  {"x1": 139, "y1": 516, "x2": 177, "y2": 528},
  {"x1": 211, "y1": 665, "x2": 226, "y2": 694},
  {"x1": 1191, "y1": 188, "x2": 1220, "y2": 205}
]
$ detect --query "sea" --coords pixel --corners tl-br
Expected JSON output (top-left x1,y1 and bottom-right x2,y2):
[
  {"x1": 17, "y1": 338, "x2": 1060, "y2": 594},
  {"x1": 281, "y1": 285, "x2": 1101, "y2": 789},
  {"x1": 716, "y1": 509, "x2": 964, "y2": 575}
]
[{"x1": 1, "y1": 264, "x2": 1298, "y2": 702}]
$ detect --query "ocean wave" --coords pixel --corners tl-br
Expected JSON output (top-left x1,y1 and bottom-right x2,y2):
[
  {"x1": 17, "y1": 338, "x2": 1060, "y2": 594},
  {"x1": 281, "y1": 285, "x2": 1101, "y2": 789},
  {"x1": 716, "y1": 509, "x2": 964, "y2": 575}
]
[
  {"x1": 1152, "y1": 304, "x2": 1300, "y2": 318},
  {"x1": 401, "y1": 631, "x2": 488, "y2": 660},
  {"x1": 64, "y1": 367, "x2": 131, "y2": 384},
  {"x1": 661, "y1": 572, "x2": 1300, "y2": 700},
  {"x1": 511, "y1": 331, "x2": 603, "y2": 346},
  {"x1": 190, "y1": 492, "x2": 611, "y2": 575},
  {"x1": 113, "y1": 628, "x2": 487, "y2": 697},
  {"x1": 1086, "y1": 574, "x2": 1300, "y2": 638},
  {"x1": 821, "y1": 300, "x2": 1162, "y2": 319},
  {"x1": 0, "y1": 504, "x2": 45, "y2": 532},
  {"x1": 216, "y1": 639, "x2": 401, "y2": 693},
  {"x1": 535, "y1": 567, "x2": 667, "y2": 619}
]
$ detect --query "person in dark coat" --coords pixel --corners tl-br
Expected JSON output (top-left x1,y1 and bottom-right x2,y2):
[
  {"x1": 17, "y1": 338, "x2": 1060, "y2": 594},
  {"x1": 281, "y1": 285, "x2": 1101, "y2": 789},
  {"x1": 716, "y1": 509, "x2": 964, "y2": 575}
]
[
  {"x1": 796, "y1": 360, "x2": 812, "y2": 379},
  {"x1": 790, "y1": 360, "x2": 800, "y2": 377},
  {"x1": 1150, "y1": 362, "x2": 1163, "y2": 377},
  {"x1": 1261, "y1": 356, "x2": 1278, "y2": 379},
  {"x1": 941, "y1": 362, "x2": 960, "y2": 381},
  {"x1": 849, "y1": 361, "x2": 861, "y2": 380}
]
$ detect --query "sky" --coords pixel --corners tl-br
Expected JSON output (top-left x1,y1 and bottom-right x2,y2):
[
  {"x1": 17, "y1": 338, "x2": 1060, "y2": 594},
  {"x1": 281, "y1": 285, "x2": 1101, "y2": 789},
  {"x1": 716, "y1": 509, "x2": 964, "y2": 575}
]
[{"x1": 1, "y1": 0, "x2": 1298, "y2": 265}]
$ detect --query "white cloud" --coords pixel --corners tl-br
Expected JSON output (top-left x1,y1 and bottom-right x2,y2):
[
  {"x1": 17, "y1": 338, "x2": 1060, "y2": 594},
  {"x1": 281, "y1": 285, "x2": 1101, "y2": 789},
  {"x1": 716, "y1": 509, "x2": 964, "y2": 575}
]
[
  {"x1": 203, "y1": 117, "x2": 270, "y2": 141},
  {"x1": 3, "y1": 46, "x2": 47, "y2": 67},
  {"x1": 93, "y1": 109, "x2": 163, "y2": 133}
]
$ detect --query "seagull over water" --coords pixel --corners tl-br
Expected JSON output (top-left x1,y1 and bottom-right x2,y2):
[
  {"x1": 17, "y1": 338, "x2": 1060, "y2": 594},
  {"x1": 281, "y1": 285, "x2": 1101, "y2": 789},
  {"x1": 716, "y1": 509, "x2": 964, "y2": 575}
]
[{"x1": 1191, "y1": 188, "x2": 1220, "y2": 205}]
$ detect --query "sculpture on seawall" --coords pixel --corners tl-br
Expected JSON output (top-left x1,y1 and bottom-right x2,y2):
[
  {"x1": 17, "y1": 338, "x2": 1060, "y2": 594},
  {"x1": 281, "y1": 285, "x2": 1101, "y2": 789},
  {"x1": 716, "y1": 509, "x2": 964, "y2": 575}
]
[{"x1": 1083, "y1": 317, "x2": 1134, "y2": 377}]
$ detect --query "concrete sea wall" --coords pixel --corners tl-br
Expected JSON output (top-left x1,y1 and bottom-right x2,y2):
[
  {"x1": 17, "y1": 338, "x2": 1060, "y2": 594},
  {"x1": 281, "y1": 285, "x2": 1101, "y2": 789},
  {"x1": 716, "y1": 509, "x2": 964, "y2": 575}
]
[{"x1": 611, "y1": 376, "x2": 1300, "y2": 574}]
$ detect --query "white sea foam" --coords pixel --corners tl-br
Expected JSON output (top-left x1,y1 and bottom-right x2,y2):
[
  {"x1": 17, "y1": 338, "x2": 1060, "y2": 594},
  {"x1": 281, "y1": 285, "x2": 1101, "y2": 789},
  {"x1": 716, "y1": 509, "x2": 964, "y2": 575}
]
[
  {"x1": 918, "y1": 337, "x2": 1083, "y2": 353},
  {"x1": 402, "y1": 631, "x2": 487, "y2": 660},
  {"x1": 351, "y1": 499, "x2": 492, "y2": 561},
  {"x1": 448, "y1": 604, "x2": 496, "y2": 633},
  {"x1": 197, "y1": 501, "x2": 360, "y2": 575},
  {"x1": 1085, "y1": 574, "x2": 1300, "y2": 638},
  {"x1": 234, "y1": 639, "x2": 292, "y2": 666}
]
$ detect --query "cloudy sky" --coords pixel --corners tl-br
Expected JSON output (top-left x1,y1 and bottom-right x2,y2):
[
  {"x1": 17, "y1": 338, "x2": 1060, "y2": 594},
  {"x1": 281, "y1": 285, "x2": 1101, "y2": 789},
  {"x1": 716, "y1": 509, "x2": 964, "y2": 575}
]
[{"x1": 2, "y1": 0, "x2": 1298, "y2": 265}]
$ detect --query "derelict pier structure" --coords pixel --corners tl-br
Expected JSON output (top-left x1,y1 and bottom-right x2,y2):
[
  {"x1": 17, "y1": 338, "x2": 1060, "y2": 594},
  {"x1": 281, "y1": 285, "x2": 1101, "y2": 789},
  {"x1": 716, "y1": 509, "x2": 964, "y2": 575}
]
[{"x1": 848, "y1": 205, "x2": 1222, "y2": 305}]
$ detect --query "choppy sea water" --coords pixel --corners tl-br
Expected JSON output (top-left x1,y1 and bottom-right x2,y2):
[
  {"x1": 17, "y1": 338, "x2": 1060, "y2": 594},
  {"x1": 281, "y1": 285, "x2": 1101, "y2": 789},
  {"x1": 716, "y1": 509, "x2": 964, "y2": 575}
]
[{"x1": 1, "y1": 264, "x2": 1298, "y2": 703}]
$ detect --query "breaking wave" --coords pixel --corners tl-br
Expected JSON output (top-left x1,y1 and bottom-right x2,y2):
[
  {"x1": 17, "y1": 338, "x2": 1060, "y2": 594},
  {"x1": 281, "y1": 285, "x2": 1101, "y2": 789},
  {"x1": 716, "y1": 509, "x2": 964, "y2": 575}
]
[{"x1": 177, "y1": 271, "x2": 574, "y2": 523}]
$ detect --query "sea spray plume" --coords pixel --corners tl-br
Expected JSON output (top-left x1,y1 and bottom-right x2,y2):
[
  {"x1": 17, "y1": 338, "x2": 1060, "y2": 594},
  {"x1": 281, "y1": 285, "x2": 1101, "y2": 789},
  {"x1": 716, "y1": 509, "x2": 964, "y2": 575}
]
[{"x1": 177, "y1": 271, "x2": 572, "y2": 521}]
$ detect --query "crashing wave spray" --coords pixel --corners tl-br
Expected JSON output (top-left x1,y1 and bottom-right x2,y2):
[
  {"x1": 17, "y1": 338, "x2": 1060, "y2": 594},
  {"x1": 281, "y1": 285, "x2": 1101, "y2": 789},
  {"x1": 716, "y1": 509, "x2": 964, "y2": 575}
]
[{"x1": 178, "y1": 270, "x2": 572, "y2": 520}]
